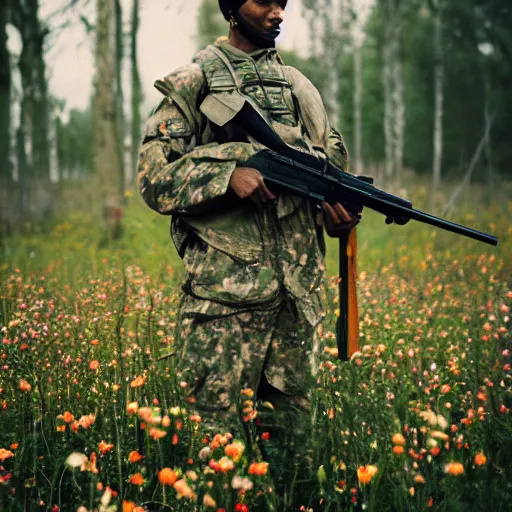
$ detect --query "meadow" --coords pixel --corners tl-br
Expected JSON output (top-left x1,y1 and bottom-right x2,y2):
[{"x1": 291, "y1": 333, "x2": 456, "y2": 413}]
[{"x1": 0, "y1": 181, "x2": 510, "y2": 512}]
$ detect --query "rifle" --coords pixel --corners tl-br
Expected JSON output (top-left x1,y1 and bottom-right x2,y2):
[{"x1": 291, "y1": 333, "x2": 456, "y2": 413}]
[{"x1": 227, "y1": 100, "x2": 499, "y2": 361}]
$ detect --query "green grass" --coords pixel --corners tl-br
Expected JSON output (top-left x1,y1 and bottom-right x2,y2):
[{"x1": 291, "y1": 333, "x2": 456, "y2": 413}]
[{"x1": 0, "y1": 184, "x2": 510, "y2": 512}]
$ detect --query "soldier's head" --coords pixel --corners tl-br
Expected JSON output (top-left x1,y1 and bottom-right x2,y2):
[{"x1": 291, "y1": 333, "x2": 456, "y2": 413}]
[{"x1": 218, "y1": 0, "x2": 287, "y2": 49}]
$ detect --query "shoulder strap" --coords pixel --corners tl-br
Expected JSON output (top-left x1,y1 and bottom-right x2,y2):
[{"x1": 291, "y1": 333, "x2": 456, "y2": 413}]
[{"x1": 205, "y1": 44, "x2": 243, "y2": 90}]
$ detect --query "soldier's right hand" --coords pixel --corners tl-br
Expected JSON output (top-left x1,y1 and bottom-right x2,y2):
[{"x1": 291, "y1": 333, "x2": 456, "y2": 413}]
[{"x1": 229, "y1": 167, "x2": 276, "y2": 209}]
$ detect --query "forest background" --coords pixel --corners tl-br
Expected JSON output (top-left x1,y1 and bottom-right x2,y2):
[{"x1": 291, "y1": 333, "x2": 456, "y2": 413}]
[{"x1": 0, "y1": 0, "x2": 511, "y2": 234}]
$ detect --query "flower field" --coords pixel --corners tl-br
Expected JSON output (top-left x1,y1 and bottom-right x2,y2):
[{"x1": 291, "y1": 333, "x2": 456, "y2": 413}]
[{"x1": 0, "y1": 197, "x2": 510, "y2": 512}]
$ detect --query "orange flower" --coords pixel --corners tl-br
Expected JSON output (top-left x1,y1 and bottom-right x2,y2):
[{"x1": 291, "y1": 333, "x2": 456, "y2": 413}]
[
  {"x1": 477, "y1": 391, "x2": 487, "y2": 401},
  {"x1": 444, "y1": 462, "x2": 464, "y2": 475},
  {"x1": 440, "y1": 384, "x2": 451, "y2": 394},
  {"x1": 10, "y1": 444, "x2": 18, "y2": 450},
  {"x1": 158, "y1": 467, "x2": 178, "y2": 486},
  {"x1": 98, "y1": 441, "x2": 114, "y2": 454},
  {"x1": 224, "y1": 441, "x2": 245, "y2": 462},
  {"x1": 123, "y1": 501, "x2": 136, "y2": 512},
  {"x1": 172, "y1": 433, "x2": 179, "y2": 445},
  {"x1": 90, "y1": 339, "x2": 99, "y2": 346},
  {"x1": 162, "y1": 416, "x2": 171, "y2": 427},
  {"x1": 19, "y1": 380, "x2": 31, "y2": 392},
  {"x1": 357, "y1": 465, "x2": 378, "y2": 485},
  {"x1": 128, "y1": 451, "x2": 145, "y2": 463},
  {"x1": 240, "y1": 388, "x2": 254, "y2": 397},
  {"x1": 149, "y1": 427, "x2": 167, "y2": 440},
  {"x1": 81, "y1": 452, "x2": 98, "y2": 474},
  {"x1": 78, "y1": 414, "x2": 96, "y2": 429},
  {"x1": 474, "y1": 453, "x2": 487, "y2": 466},
  {"x1": 393, "y1": 445, "x2": 405, "y2": 455},
  {"x1": 392, "y1": 433, "x2": 406, "y2": 446},
  {"x1": 138, "y1": 407, "x2": 161, "y2": 425},
  {"x1": 128, "y1": 473, "x2": 145, "y2": 486},
  {"x1": 89, "y1": 360, "x2": 100, "y2": 371},
  {"x1": 58, "y1": 411, "x2": 75, "y2": 423},
  {"x1": 56, "y1": 425, "x2": 66, "y2": 432},
  {"x1": 188, "y1": 414, "x2": 202, "y2": 423},
  {"x1": 248, "y1": 462, "x2": 269, "y2": 476},
  {"x1": 0, "y1": 448, "x2": 14, "y2": 461},
  {"x1": 130, "y1": 376, "x2": 146, "y2": 388},
  {"x1": 414, "y1": 474, "x2": 426, "y2": 484},
  {"x1": 430, "y1": 446, "x2": 441, "y2": 456}
]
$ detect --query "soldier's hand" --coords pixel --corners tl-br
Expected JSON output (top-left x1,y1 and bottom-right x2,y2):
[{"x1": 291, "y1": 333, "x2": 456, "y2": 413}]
[
  {"x1": 229, "y1": 167, "x2": 276, "y2": 210},
  {"x1": 322, "y1": 202, "x2": 361, "y2": 238}
]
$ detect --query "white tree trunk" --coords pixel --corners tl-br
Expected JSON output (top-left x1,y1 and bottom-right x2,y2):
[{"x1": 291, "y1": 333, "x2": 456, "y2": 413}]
[
  {"x1": 94, "y1": 0, "x2": 123, "y2": 240},
  {"x1": 431, "y1": 1, "x2": 444, "y2": 192},
  {"x1": 324, "y1": 0, "x2": 342, "y2": 126},
  {"x1": 392, "y1": 47, "x2": 404, "y2": 177},
  {"x1": 381, "y1": 0, "x2": 404, "y2": 181},
  {"x1": 382, "y1": 19, "x2": 393, "y2": 178},
  {"x1": 353, "y1": 40, "x2": 363, "y2": 174}
]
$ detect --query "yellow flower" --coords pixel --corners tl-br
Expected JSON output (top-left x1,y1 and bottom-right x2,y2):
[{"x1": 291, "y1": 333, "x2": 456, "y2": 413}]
[{"x1": 357, "y1": 465, "x2": 378, "y2": 485}]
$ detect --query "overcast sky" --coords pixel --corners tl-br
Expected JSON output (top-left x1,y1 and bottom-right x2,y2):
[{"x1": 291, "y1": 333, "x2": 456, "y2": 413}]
[{"x1": 7, "y1": 0, "x2": 373, "y2": 114}]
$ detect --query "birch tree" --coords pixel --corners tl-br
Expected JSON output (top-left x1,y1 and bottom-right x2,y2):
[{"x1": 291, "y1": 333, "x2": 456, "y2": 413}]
[
  {"x1": 94, "y1": 0, "x2": 123, "y2": 241},
  {"x1": 303, "y1": 0, "x2": 350, "y2": 128},
  {"x1": 431, "y1": 0, "x2": 444, "y2": 194},
  {"x1": 130, "y1": 0, "x2": 142, "y2": 188},
  {"x1": 379, "y1": 0, "x2": 405, "y2": 181},
  {"x1": 351, "y1": 0, "x2": 363, "y2": 174},
  {"x1": 0, "y1": 2, "x2": 10, "y2": 183}
]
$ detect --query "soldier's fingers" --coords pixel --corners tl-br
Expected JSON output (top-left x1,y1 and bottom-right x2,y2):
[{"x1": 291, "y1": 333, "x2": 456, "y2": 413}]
[
  {"x1": 335, "y1": 202, "x2": 353, "y2": 223},
  {"x1": 323, "y1": 202, "x2": 342, "y2": 224}
]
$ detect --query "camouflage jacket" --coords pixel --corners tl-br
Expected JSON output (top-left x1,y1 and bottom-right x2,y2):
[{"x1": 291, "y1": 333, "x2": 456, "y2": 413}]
[{"x1": 138, "y1": 39, "x2": 349, "y2": 326}]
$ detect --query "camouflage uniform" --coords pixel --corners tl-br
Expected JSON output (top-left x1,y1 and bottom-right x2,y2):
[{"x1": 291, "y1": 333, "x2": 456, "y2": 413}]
[{"x1": 138, "y1": 39, "x2": 349, "y2": 427}]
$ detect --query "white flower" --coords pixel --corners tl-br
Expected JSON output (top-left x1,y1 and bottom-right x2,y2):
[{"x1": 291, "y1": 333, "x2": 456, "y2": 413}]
[
  {"x1": 232, "y1": 475, "x2": 254, "y2": 491},
  {"x1": 66, "y1": 452, "x2": 88, "y2": 469}
]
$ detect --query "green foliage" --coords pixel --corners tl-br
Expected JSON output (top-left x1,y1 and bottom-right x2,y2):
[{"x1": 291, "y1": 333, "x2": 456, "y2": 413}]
[
  {"x1": 197, "y1": 0, "x2": 227, "y2": 50},
  {"x1": 56, "y1": 106, "x2": 93, "y2": 181}
]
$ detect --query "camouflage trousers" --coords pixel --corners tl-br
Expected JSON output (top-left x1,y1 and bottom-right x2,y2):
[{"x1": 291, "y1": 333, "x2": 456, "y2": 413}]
[
  {"x1": 175, "y1": 290, "x2": 321, "y2": 509},
  {"x1": 174, "y1": 289, "x2": 318, "y2": 428}
]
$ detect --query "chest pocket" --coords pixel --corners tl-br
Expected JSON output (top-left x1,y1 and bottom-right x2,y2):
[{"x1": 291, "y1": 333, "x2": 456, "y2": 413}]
[{"x1": 241, "y1": 80, "x2": 298, "y2": 127}]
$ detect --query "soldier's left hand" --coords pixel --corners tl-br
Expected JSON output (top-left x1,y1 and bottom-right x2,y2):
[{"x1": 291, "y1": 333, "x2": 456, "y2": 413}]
[{"x1": 322, "y1": 202, "x2": 361, "y2": 238}]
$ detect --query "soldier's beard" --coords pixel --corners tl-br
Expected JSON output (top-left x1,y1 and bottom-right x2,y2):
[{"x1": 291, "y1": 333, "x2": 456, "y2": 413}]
[{"x1": 232, "y1": 10, "x2": 281, "y2": 49}]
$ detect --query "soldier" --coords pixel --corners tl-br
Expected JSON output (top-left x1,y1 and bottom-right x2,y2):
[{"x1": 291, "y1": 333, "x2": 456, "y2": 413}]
[{"x1": 138, "y1": 0, "x2": 358, "y2": 502}]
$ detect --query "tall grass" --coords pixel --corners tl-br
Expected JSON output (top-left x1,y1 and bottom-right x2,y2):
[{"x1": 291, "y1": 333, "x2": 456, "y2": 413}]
[{"x1": 0, "y1": 180, "x2": 510, "y2": 511}]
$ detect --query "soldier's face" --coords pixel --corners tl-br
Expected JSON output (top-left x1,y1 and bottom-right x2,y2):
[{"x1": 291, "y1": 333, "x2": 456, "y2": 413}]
[{"x1": 238, "y1": 0, "x2": 287, "y2": 34}]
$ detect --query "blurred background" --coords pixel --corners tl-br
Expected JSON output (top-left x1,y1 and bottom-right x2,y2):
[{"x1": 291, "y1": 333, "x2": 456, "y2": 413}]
[{"x1": 0, "y1": 0, "x2": 510, "y2": 272}]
